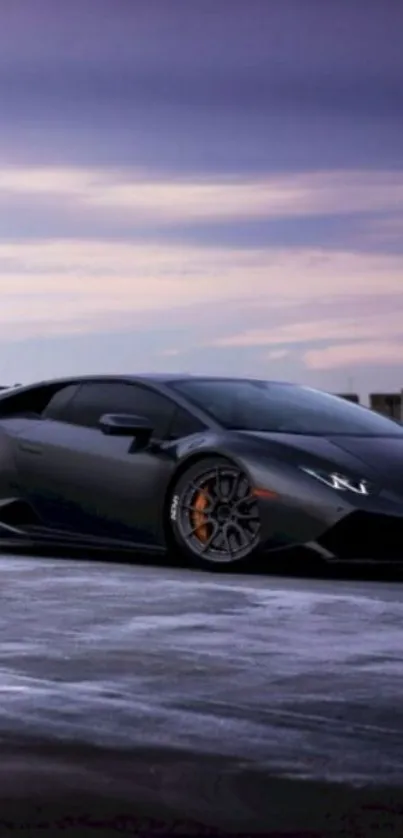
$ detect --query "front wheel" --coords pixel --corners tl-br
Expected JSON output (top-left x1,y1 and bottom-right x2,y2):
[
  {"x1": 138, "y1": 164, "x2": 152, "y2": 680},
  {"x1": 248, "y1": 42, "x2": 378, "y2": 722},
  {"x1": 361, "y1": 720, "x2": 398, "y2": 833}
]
[{"x1": 168, "y1": 456, "x2": 261, "y2": 570}]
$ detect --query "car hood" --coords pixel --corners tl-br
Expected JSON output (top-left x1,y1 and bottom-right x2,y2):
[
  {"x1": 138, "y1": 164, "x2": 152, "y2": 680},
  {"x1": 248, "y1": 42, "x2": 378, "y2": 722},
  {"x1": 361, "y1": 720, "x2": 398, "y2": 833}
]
[
  {"x1": 240, "y1": 431, "x2": 403, "y2": 488},
  {"x1": 327, "y1": 435, "x2": 403, "y2": 483}
]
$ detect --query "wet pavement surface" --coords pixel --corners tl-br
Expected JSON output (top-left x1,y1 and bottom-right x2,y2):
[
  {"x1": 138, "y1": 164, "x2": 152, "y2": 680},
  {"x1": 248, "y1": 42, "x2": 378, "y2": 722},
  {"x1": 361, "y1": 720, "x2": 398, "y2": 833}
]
[{"x1": 1, "y1": 555, "x2": 403, "y2": 835}]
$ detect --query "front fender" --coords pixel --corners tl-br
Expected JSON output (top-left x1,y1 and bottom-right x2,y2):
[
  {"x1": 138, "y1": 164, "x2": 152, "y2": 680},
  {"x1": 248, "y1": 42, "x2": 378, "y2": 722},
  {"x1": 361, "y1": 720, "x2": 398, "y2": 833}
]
[
  {"x1": 173, "y1": 432, "x2": 350, "y2": 550},
  {"x1": 174, "y1": 431, "x2": 264, "y2": 481}
]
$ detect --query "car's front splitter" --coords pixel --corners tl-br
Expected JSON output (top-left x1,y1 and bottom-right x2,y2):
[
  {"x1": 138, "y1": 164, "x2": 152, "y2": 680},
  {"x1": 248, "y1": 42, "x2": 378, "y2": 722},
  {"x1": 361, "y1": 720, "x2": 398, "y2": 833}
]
[{"x1": 317, "y1": 507, "x2": 403, "y2": 562}]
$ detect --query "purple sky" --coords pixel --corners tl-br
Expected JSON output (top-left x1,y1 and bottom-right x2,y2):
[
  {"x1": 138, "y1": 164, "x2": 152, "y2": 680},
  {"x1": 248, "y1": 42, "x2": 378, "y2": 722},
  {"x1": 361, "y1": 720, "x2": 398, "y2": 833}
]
[{"x1": 1, "y1": 0, "x2": 403, "y2": 398}]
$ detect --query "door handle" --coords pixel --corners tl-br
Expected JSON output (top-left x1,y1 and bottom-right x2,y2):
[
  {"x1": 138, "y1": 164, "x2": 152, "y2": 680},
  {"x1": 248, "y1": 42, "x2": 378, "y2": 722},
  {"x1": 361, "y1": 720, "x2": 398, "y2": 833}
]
[{"x1": 18, "y1": 442, "x2": 43, "y2": 455}]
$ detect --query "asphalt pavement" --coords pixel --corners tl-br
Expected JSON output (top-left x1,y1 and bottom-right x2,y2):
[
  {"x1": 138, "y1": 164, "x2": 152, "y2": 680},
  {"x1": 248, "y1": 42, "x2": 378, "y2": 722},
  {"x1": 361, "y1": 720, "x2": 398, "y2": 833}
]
[{"x1": 1, "y1": 554, "x2": 403, "y2": 836}]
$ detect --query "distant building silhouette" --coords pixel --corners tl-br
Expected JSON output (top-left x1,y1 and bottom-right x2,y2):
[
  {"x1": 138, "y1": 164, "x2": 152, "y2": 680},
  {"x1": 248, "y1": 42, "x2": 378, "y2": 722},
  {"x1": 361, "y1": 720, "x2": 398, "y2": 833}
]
[{"x1": 370, "y1": 393, "x2": 402, "y2": 420}]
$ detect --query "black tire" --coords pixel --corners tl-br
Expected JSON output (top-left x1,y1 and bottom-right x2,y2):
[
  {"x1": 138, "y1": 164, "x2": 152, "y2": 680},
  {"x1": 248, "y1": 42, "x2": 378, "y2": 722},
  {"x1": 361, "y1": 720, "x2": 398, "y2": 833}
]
[{"x1": 168, "y1": 456, "x2": 261, "y2": 571}]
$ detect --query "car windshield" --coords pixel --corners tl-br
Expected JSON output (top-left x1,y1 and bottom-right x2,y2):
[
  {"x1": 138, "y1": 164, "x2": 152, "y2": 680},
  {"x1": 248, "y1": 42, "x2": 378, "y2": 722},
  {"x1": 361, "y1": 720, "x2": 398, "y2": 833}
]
[{"x1": 171, "y1": 379, "x2": 403, "y2": 437}]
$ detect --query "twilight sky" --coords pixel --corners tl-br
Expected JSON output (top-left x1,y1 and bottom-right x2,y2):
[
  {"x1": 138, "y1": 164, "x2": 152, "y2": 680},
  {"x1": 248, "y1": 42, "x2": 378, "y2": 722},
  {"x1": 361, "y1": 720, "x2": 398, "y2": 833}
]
[{"x1": 1, "y1": 0, "x2": 403, "y2": 398}]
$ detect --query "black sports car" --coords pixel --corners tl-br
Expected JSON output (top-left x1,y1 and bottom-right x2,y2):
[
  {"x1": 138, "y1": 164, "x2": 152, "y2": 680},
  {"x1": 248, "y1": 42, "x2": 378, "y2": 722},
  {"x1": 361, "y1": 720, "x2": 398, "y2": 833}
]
[{"x1": 0, "y1": 373, "x2": 403, "y2": 569}]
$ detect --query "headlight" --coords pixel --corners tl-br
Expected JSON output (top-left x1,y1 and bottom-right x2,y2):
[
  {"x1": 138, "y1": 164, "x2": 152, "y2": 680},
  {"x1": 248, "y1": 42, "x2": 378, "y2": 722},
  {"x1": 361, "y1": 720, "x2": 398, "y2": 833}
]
[{"x1": 300, "y1": 467, "x2": 372, "y2": 495}]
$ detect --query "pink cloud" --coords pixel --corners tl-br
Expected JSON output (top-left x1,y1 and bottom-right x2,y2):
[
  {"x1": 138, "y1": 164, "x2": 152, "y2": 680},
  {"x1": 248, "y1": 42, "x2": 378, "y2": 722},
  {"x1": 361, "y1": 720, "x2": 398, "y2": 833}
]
[
  {"x1": 266, "y1": 349, "x2": 290, "y2": 361},
  {"x1": 304, "y1": 341, "x2": 403, "y2": 370},
  {"x1": 210, "y1": 311, "x2": 403, "y2": 349},
  {"x1": 1, "y1": 166, "x2": 403, "y2": 222},
  {"x1": 2, "y1": 240, "x2": 402, "y2": 342}
]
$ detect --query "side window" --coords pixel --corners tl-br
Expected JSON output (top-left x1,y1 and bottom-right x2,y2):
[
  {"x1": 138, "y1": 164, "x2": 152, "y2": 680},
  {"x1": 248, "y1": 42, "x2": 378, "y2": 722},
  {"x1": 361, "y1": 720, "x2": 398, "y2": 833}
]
[
  {"x1": 66, "y1": 382, "x2": 176, "y2": 438},
  {"x1": 167, "y1": 407, "x2": 205, "y2": 440},
  {"x1": 42, "y1": 385, "x2": 81, "y2": 421},
  {"x1": 0, "y1": 383, "x2": 80, "y2": 419}
]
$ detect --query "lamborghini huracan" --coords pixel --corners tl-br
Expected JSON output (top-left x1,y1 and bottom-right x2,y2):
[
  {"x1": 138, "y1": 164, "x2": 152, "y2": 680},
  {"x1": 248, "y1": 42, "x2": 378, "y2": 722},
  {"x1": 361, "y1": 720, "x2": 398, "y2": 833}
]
[{"x1": 0, "y1": 373, "x2": 403, "y2": 569}]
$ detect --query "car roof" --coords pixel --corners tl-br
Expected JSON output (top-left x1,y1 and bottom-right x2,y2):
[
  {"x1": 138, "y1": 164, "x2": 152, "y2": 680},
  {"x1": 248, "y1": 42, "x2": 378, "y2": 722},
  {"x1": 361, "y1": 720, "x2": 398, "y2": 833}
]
[
  {"x1": 7, "y1": 373, "x2": 292, "y2": 385},
  {"x1": 136, "y1": 374, "x2": 292, "y2": 386},
  {"x1": 0, "y1": 373, "x2": 293, "y2": 396}
]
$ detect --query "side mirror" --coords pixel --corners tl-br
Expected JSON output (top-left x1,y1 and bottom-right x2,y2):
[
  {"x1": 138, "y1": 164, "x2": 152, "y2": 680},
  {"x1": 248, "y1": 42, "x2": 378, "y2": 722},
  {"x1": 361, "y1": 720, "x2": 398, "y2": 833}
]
[{"x1": 99, "y1": 413, "x2": 153, "y2": 446}]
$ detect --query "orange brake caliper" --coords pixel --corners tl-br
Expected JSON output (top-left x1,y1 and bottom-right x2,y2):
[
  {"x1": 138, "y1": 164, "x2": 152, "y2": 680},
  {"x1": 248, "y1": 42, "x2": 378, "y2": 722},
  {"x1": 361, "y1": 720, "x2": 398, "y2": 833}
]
[{"x1": 192, "y1": 489, "x2": 209, "y2": 543}]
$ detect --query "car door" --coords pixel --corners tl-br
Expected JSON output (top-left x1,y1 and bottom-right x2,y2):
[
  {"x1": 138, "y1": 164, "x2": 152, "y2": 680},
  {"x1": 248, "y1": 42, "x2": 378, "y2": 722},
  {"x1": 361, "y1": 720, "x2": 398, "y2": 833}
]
[
  {"x1": 14, "y1": 380, "x2": 190, "y2": 545},
  {"x1": 1, "y1": 382, "x2": 81, "y2": 499}
]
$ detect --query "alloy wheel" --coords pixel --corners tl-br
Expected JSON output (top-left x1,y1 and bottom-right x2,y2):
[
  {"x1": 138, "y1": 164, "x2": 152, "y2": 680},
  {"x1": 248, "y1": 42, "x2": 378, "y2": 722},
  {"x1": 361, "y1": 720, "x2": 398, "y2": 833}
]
[{"x1": 177, "y1": 464, "x2": 260, "y2": 563}]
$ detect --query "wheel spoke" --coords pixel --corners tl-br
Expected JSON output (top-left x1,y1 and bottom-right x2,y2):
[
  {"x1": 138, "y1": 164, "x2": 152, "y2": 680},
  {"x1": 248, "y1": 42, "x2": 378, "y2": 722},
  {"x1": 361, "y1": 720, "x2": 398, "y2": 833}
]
[
  {"x1": 234, "y1": 491, "x2": 254, "y2": 507},
  {"x1": 238, "y1": 477, "x2": 250, "y2": 501},
  {"x1": 182, "y1": 502, "x2": 213, "y2": 515},
  {"x1": 190, "y1": 483, "x2": 214, "y2": 506},
  {"x1": 212, "y1": 526, "x2": 226, "y2": 551},
  {"x1": 183, "y1": 515, "x2": 215, "y2": 540},
  {"x1": 220, "y1": 478, "x2": 232, "y2": 501},
  {"x1": 222, "y1": 523, "x2": 234, "y2": 556},
  {"x1": 200, "y1": 521, "x2": 221, "y2": 553},
  {"x1": 213, "y1": 467, "x2": 225, "y2": 501},
  {"x1": 227, "y1": 470, "x2": 241, "y2": 502},
  {"x1": 230, "y1": 520, "x2": 252, "y2": 549},
  {"x1": 236, "y1": 509, "x2": 260, "y2": 521}
]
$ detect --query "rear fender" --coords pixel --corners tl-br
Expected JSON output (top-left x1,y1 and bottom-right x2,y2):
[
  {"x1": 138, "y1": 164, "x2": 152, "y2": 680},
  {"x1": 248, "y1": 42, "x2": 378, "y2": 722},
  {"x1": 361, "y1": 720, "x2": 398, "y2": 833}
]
[{"x1": 0, "y1": 429, "x2": 20, "y2": 502}]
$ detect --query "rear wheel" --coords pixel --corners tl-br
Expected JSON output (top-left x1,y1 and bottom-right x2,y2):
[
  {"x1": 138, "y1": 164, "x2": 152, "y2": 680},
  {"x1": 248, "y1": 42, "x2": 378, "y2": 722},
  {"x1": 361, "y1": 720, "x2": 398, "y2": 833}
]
[{"x1": 168, "y1": 457, "x2": 261, "y2": 570}]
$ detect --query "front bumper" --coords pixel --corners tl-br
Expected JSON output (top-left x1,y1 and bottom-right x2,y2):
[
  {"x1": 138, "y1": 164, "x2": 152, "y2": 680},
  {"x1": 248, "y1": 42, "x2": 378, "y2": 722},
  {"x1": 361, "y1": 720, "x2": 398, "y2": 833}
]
[{"x1": 319, "y1": 508, "x2": 403, "y2": 562}]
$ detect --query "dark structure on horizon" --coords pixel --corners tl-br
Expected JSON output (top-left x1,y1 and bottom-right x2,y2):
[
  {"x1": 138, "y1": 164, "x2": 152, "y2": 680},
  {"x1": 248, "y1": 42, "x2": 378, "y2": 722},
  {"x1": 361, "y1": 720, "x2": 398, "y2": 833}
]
[
  {"x1": 337, "y1": 392, "x2": 403, "y2": 420},
  {"x1": 370, "y1": 392, "x2": 402, "y2": 420}
]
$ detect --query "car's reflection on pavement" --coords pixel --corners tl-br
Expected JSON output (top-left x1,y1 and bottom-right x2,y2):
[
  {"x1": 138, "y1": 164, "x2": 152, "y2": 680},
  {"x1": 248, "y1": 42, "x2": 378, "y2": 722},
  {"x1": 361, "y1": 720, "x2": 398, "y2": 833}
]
[{"x1": 1, "y1": 555, "x2": 403, "y2": 836}]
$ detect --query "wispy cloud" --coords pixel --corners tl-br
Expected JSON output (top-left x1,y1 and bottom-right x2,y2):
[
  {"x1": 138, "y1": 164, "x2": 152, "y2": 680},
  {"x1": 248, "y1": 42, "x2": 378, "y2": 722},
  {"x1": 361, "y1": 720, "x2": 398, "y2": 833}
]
[
  {"x1": 1, "y1": 240, "x2": 403, "y2": 341},
  {"x1": 1, "y1": 166, "x2": 403, "y2": 223},
  {"x1": 0, "y1": 1, "x2": 402, "y2": 391},
  {"x1": 210, "y1": 310, "x2": 403, "y2": 349},
  {"x1": 304, "y1": 342, "x2": 403, "y2": 370}
]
